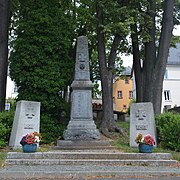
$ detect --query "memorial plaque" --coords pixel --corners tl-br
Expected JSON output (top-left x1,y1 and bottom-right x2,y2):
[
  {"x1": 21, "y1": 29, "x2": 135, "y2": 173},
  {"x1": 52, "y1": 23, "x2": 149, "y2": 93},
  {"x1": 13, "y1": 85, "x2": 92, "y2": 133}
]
[
  {"x1": 9, "y1": 100, "x2": 40, "y2": 148},
  {"x1": 71, "y1": 91, "x2": 92, "y2": 119},
  {"x1": 130, "y1": 102, "x2": 157, "y2": 147}
]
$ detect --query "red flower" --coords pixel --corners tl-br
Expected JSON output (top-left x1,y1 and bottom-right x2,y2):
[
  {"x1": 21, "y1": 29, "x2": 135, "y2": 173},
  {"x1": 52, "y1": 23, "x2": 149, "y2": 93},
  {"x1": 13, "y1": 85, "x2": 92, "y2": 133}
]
[{"x1": 144, "y1": 134, "x2": 155, "y2": 145}]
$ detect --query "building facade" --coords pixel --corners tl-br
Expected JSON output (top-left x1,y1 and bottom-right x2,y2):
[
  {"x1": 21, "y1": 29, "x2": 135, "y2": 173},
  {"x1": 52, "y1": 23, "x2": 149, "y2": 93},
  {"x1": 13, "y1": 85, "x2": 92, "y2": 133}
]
[
  {"x1": 161, "y1": 43, "x2": 180, "y2": 112},
  {"x1": 131, "y1": 43, "x2": 180, "y2": 113},
  {"x1": 112, "y1": 67, "x2": 133, "y2": 112}
]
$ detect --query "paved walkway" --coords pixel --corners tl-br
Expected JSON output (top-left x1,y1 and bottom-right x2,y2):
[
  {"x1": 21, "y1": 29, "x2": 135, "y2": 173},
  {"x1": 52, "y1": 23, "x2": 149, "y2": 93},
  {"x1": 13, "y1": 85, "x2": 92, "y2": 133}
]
[{"x1": 0, "y1": 164, "x2": 179, "y2": 179}]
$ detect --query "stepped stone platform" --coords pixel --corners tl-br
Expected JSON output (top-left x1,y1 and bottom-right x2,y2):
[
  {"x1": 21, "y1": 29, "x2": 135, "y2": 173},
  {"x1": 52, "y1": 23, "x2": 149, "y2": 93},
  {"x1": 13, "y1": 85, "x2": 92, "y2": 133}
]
[
  {"x1": 1, "y1": 149, "x2": 179, "y2": 179},
  {"x1": 5, "y1": 150, "x2": 178, "y2": 167}
]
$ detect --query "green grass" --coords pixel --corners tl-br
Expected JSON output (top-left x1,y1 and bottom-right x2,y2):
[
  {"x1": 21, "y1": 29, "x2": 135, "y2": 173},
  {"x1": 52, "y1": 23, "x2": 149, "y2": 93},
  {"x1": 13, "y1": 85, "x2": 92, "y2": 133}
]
[{"x1": 0, "y1": 149, "x2": 8, "y2": 168}]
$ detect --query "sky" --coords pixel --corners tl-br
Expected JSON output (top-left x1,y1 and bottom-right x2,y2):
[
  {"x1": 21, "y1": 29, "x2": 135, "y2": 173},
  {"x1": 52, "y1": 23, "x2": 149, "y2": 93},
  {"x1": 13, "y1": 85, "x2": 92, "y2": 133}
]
[{"x1": 122, "y1": 25, "x2": 180, "y2": 67}]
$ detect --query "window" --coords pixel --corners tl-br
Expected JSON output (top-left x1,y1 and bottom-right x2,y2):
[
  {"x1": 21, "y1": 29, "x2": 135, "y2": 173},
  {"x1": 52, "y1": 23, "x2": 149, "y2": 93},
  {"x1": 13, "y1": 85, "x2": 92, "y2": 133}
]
[
  {"x1": 123, "y1": 105, "x2": 127, "y2": 110},
  {"x1": 164, "y1": 69, "x2": 168, "y2": 79},
  {"x1": 129, "y1": 91, "x2": 133, "y2": 99},
  {"x1": 13, "y1": 84, "x2": 18, "y2": 93},
  {"x1": 117, "y1": 91, "x2": 123, "y2": 99},
  {"x1": 125, "y1": 79, "x2": 129, "y2": 84},
  {"x1": 164, "y1": 90, "x2": 171, "y2": 101}
]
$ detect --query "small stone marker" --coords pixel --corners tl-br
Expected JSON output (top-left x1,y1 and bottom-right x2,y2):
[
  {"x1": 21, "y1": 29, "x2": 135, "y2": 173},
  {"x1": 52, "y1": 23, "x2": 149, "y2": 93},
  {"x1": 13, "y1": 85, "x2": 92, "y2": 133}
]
[
  {"x1": 130, "y1": 102, "x2": 157, "y2": 147},
  {"x1": 63, "y1": 36, "x2": 100, "y2": 140},
  {"x1": 9, "y1": 100, "x2": 40, "y2": 148}
]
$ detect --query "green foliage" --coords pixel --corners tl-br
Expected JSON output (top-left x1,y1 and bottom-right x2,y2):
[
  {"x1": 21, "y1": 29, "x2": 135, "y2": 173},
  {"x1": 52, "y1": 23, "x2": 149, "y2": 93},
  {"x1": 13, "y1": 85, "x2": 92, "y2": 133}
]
[
  {"x1": 155, "y1": 112, "x2": 180, "y2": 152},
  {"x1": 0, "y1": 151, "x2": 7, "y2": 168},
  {"x1": 40, "y1": 113, "x2": 67, "y2": 144},
  {"x1": 0, "y1": 110, "x2": 14, "y2": 148},
  {"x1": 9, "y1": 0, "x2": 74, "y2": 116},
  {"x1": 0, "y1": 124, "x2": 7, "y2": 147},
  {"x1": 127, "y1": 99, "x2": 136, "y2": 115},
  {"x1": 114, "y1": 121, "x2": 180, "y2": 160}
]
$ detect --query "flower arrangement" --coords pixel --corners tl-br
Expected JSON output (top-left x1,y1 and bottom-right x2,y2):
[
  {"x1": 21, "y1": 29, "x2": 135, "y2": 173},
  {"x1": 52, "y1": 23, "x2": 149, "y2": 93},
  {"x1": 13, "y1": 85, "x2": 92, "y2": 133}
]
[
  {"x1": 20, "y1": 132, "x2": 42, "y2": 146},
  {"x1": 135, "y1": 133, "x2": 155, "y2": 146}
]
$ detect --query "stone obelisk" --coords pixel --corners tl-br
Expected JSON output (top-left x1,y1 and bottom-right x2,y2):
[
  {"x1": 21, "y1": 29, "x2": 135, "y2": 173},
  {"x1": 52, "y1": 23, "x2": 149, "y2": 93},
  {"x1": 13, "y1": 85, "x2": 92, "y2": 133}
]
[{"x1": 63, "y1": 36, "x2": 100, "y2": 140}]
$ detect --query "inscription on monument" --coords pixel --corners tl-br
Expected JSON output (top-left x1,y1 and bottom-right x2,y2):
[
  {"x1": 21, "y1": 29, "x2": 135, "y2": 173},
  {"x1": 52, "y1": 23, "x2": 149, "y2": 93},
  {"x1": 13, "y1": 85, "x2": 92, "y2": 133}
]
[
  {"x1": 72, "y1": 91, "x2": 91, "y2": 119},
  {"x1": 136, "y1": 125, "x2": 148, "y2": 130},
  {"x1": 78, "y1": 53, "x2": 86, "y2": 61},
  {"x1": 24, "y1": 124, "x2": 34, "y2": 129}
]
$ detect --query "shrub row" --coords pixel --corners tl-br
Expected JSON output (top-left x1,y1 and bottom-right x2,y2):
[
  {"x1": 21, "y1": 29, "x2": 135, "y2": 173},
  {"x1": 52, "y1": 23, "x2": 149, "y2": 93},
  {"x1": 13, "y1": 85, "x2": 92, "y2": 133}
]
[
  {"x1": 155, "y1": 112, "x2": 180, "y2": 152},
  {"x1": 0, "y1": 110, "x2": 14, "y2": 147}
]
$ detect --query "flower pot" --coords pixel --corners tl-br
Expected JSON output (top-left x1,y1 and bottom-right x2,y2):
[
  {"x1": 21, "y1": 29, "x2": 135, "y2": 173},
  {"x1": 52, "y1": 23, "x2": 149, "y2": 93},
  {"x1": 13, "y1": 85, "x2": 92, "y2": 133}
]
[
  {"x1": 22, "y1": 144, "x2": 37, "y2": 153},
  {"x1": 138, "y1": 144, "x2": 153, "y2": 153}
]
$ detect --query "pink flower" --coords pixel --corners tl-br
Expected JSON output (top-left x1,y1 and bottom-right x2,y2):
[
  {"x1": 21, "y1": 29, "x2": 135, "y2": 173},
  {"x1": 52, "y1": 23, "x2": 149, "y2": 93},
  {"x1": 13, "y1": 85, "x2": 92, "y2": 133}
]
[{"x1": 144, "y1": 134, "x2": 155, "y2": 145}]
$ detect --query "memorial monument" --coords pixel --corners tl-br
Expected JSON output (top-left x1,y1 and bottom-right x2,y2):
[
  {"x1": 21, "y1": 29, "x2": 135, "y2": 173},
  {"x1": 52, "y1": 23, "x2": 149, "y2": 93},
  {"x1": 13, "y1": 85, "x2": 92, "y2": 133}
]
[
  {"x1": 130, "y1": 102, "x2": 157, "y2": 147},
  {"x1": 9, "y1": 100, "x2": 40, "y2": 148},
  {"x1": 63, "y1": 36, "x2": 100, "y2": 140}
]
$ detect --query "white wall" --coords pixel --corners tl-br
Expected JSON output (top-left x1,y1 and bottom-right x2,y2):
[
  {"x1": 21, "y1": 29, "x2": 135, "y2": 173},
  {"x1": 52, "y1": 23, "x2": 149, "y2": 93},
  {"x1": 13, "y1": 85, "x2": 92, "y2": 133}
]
[
  {"x1": 161, "y1": 65, "x2": 180, "y2": 112},
  {"x1": 6, "y1": 76, "x2": 18, "y2": 99}
]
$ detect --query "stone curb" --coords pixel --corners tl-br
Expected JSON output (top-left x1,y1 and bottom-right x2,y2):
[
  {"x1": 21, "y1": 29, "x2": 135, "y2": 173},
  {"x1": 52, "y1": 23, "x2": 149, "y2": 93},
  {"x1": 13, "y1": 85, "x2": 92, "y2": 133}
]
[{"x1": 0, "y1": 170, "x2": 180, "y2": 179}]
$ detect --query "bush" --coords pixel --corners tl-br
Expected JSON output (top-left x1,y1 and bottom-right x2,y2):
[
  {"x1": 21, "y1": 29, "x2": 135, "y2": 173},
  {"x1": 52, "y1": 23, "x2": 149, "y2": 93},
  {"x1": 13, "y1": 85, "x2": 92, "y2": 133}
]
[
  {"x1": 0, "y1": 100, "x2": 70, "y2": 146},
  {"x1": 0, "y1": 110, "x2": 14, "y2": 148},
  {"x1": 155, "y1": 112, "x2": 180, "y2": 151},
  {"x1": 40, "y1": 114, "x2": 68, "y2": 144}
]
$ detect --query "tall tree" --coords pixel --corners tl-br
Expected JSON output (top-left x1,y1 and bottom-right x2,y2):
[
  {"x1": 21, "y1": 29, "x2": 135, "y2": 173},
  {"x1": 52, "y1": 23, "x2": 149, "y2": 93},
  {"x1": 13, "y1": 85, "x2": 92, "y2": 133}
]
[
  {"x1": 0, "y1": 0, "x2": 10, "y2": 111},
  {"x1": 131, "y1": 0, "x2": 175, "y2": 114},
  {"x1": 9, "y1": 0, "x2": 74, "y2": 117},
  {"x1": 96, "y1": 0, "x2": 131, "y2": 136}
]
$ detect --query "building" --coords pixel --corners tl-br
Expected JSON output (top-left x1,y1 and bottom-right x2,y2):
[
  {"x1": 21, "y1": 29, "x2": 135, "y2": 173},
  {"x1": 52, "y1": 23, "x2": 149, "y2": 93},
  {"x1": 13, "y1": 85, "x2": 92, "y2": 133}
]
[
  {"x1": 161, "y1": 43, "x2": 180, "y2": 112},
  {"x1": 6, "y1": 73, "x2": 18, "y2": 99},
  {"x1": 131, "y1": 43, "x2": 180, "y2": 113},
  {"x1": 112, "y1": 66, "x2": 133, "y2": 112}
]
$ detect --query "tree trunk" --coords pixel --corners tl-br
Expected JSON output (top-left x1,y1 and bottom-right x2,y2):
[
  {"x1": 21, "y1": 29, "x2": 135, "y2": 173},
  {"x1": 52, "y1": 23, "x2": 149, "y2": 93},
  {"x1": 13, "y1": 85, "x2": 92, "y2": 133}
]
[
  {"x1": 0, "y1": 0, "x2": 10, "y2": 111},
  {"x1": 96, "y1": 1, "x2": 125, "y2": 136},
  {"x1": 131, "y1": 24, "x2": 143, "y2": 102},
  {"x1": 96, "y1": 1, "x2": 113, "y2": 134},
  {"x1": 131, "y1": 0, "x2": 174, "y2": 114},
  {"x1": 143, "y1": 0, "x2": 156, "y2": 103},
  {"x1": 153, "y1": 0, "x2": 174, "y2": 114}
]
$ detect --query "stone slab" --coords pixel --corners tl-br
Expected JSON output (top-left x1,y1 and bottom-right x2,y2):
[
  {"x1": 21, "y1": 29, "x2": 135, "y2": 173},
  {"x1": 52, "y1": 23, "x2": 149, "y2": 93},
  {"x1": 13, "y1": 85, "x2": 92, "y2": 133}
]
[
  {"x1": 130, "y1": 102, "x2": 157, "y2": 147},
  {"x1": 6, "y1": 151, "x2": 174, "y2": 160},
  {"x1": 9, "y1": 100, "x2": 40, "y2": 148}
]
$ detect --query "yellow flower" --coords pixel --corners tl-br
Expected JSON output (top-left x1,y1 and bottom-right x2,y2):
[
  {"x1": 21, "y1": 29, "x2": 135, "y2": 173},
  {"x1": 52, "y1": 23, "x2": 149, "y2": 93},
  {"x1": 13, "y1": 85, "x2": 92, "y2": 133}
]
[{"x1": 135, "y1": 133, "x2": 143, "y2": 144}]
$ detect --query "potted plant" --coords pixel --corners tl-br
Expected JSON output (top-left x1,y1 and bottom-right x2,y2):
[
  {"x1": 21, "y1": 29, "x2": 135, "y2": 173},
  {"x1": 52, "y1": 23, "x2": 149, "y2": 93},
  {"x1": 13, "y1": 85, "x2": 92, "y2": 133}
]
[
  {"x1": 135, "y1": 133, "x2": 155, "y2": 153},
  {"x1": 20, "y1": 132, "x2": 41, "y2": 153}
]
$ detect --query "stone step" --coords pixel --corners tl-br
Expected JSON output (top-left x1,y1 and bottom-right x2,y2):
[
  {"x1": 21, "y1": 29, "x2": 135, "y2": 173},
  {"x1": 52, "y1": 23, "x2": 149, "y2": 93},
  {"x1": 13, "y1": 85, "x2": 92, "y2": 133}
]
[
  {"x1": 5, "y1": 151, "x2": 178, "y2": 167},
  {"x1": 6, "y1": 158, "x2": 178, "y2": 167},
  {"x1": 6, "y1": 151, "x2": 175, "y2": 160},
  {"x1": 53, "y1": 145, "x2": 115, "y2": 150},
  {"x1": 55, "y1": 140, "x2": 115, "y2": 150},
  {"x1": 1, "y1": 164, "x2": 180, "y2": 179}
]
